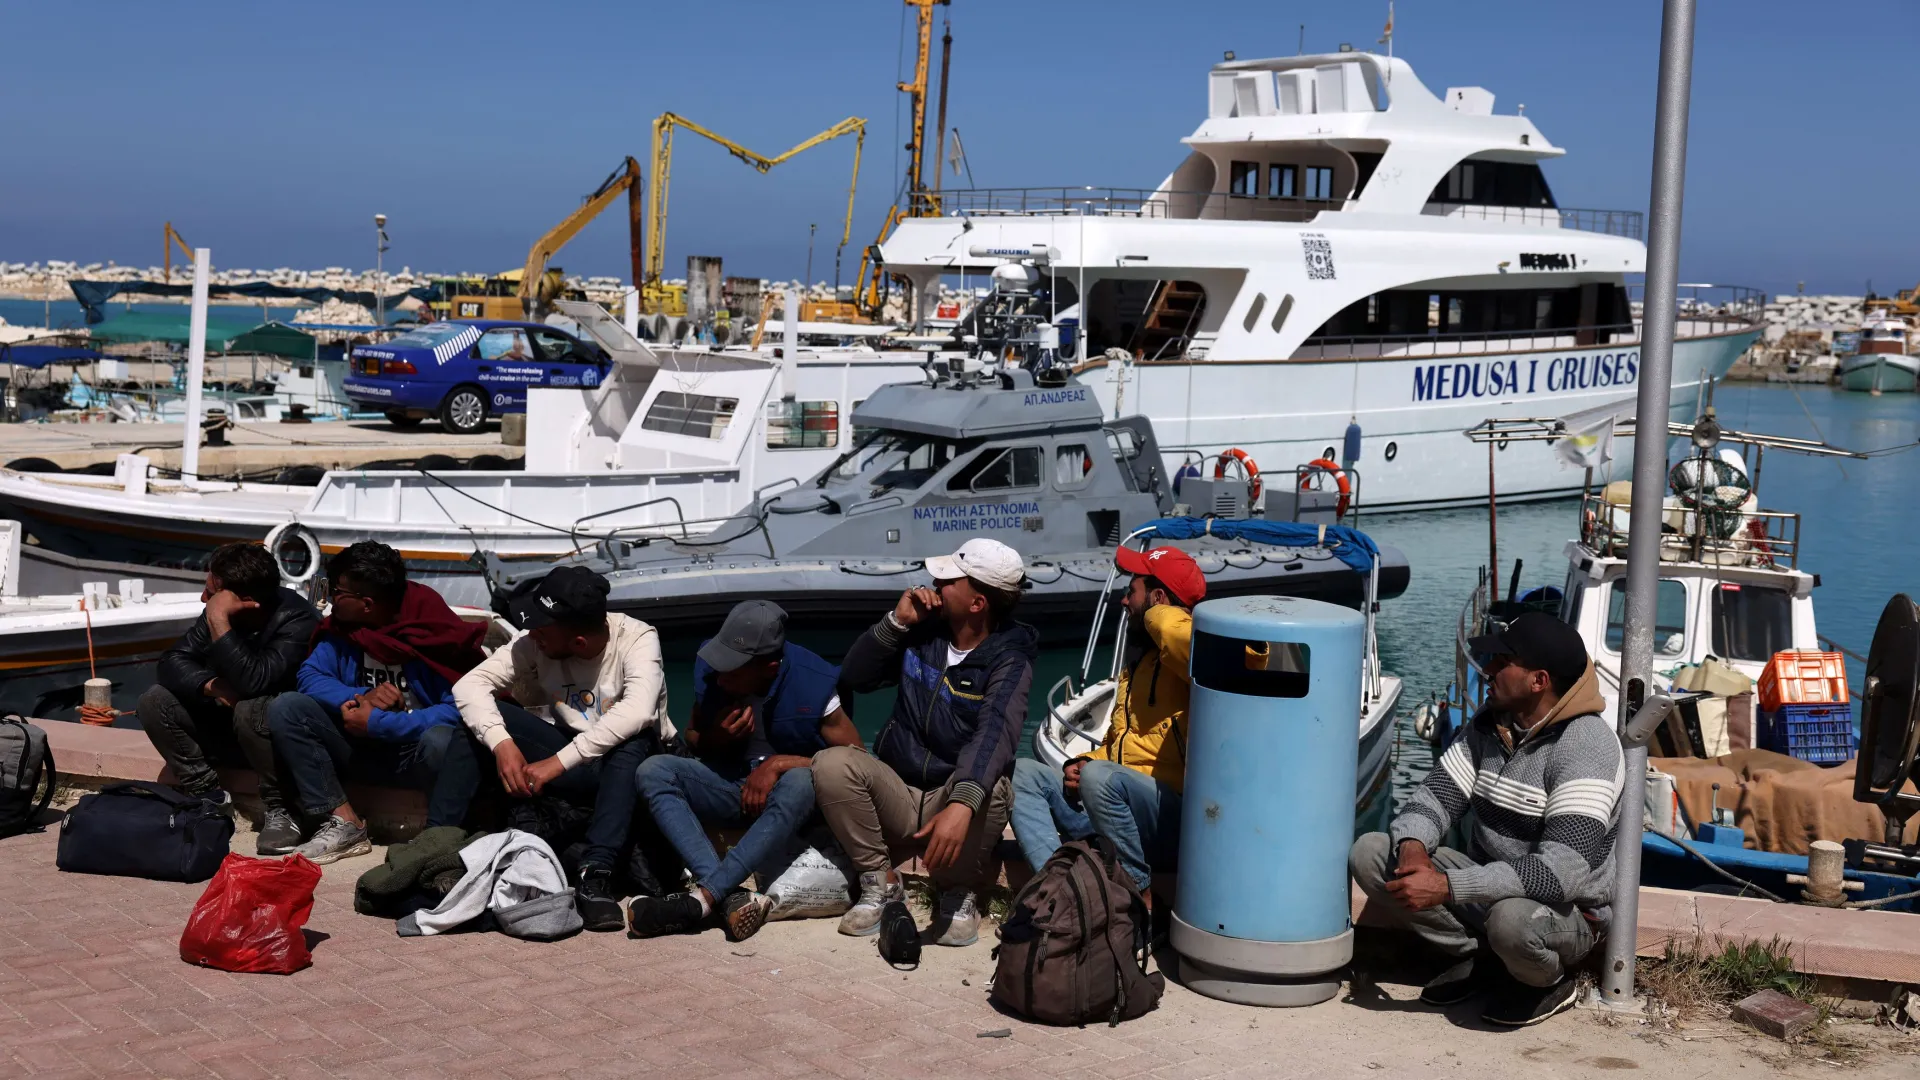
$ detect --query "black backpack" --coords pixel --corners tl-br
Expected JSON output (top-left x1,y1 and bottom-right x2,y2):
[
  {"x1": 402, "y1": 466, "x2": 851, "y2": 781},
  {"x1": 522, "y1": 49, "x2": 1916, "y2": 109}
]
[
  {"x1": 991, "y1": 837, "x2": 1165, "y2": 1026},
  {"x1": 0, "y1": 715, "x2": 55, "y2": 839}
]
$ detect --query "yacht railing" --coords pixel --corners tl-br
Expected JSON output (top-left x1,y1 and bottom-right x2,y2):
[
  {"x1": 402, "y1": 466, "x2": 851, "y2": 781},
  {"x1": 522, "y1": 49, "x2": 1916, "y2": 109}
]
[
  {"x1": 1579, "y1": 492, "x2": 1803, "y2": 571},
  {"x1": 913, "y1": 187, "x2": 1346, "y2": 222},
  {"x1": 1629, "y1": 283, "x2": 1767, "y2": 336},
  {"x1": 1422, "y1": 202, "x2": 1644, "y2": 240}
]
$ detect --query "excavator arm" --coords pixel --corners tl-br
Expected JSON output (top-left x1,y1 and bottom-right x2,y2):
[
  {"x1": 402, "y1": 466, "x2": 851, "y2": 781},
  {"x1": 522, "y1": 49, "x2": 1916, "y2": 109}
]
[
  {"x1": 518, "y1": 156, "x2": 644, "y2": 318},
  {"x1": 643, "y1": 113, "x2": 866, "y2": 314},
  {"x1": 164, "y1": 222, "x2": 194, "y2": 282}
]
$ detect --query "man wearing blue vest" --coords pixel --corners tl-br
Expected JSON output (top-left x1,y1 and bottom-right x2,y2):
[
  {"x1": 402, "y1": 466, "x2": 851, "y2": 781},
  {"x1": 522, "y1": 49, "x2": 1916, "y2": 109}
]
[{"x1": 628, "y1": 601, "x2": 861, "y2": 942}]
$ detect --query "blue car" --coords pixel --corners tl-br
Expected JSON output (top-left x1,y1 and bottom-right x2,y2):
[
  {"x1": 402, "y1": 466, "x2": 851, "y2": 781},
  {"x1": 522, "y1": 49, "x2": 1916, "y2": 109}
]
[{"x1": 343, "y1": 320, "x2": 612, "y2": 434}]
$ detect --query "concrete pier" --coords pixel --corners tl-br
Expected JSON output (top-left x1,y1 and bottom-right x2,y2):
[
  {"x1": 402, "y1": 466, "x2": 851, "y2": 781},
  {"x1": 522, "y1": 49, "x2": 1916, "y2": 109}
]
[{"x1": 0, "y1": 419, "x2": 515, "y2": 474}]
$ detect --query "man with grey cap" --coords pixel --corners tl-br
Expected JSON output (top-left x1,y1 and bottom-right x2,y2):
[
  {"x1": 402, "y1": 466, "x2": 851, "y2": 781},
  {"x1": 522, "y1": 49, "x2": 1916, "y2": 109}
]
[
  {"x1": 628, "y1": 601, "x2": 861, "y2": 942},
  {"x1": 813, "y1": 537, "x2": 1039, "y2": 948}
]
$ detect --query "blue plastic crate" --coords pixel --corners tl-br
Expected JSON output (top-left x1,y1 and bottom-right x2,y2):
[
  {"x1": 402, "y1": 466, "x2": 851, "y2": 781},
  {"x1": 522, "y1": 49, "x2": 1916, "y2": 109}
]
[{"x1": 1759, "y1": 703, "x2": 1855, "y2": 765}]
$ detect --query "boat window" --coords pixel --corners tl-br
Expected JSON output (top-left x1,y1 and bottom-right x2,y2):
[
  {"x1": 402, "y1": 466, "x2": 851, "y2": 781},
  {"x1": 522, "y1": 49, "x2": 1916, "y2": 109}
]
[
  {"x1": 1430, "y1": 159, "x2": 1557, "y2": 209},
  {"x1": 765, "y1": 400, "x2": 841, "y2": 450},
  {"x1": 640, "y1": 391, "x2": 738, "y2": 439},
  {"x1": 1269, "y1": 165, "x2": 1297, "y2": 199},
  {"x1": 1230, "y1": 161, "x2": 1260, "y2": 198},
  {"x1": 1605, "y1": 580, "x2": 1687, "y2": 656},
  {"x1": 1242, "y1": 293, "x2": 1267, "y2": 333},
  {"x1": 1304, "y1": 166, "x2": 1335, "y2": 201},
  {"x1": 1271, "y1": 293, "x2": 1294, "y2": 334},
  {"x1": 858, "y1": 436, "x2": 957, "y2": 492},
  {"x1": 1106, "y1": 428, "x2": 1142, "y2": 492},
  {"x1": 1054, "y1": 444, "x2": 1094, "y2": 488},
  {"x1": 476, "y1": 328, "x2": 534, "y2": 363},
  {"x1": 948, "y1": 446, "x2": 1042, "y2": 493},
  {"x1": 1710, "y1": 583, "x2": 1793, "y2": 662},
  {"x1": 849, "y1": 398, "x2": 879, "y2": 446},
  {"x1": 1303, "y1": 284, "x2": 1632, "y2": 343}
]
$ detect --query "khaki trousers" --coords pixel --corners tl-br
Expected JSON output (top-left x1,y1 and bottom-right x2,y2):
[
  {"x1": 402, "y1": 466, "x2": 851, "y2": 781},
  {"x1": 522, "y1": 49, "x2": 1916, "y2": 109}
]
[{"x1": 811, "y1": 744, "x2": 1012, "y2": 891}]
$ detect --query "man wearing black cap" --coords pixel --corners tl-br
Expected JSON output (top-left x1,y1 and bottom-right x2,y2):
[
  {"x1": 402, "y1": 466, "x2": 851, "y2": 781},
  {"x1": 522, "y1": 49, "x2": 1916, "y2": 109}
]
[
  {"x1": 438, "y1": 565, "x2": 672, "y2": 931},
  {"x1": 627, "y1": 600, "x2": 862, "y2": 942},
  {"x1": 1350, "y1": 612, "x2": 1623, "y2": 1027}
]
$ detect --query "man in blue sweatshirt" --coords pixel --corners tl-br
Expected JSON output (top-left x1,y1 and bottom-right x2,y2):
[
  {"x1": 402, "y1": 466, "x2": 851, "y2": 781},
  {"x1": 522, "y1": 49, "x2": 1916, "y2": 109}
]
[{"x1": 267, "y1": 542, "x2": 485, "y2": 864}]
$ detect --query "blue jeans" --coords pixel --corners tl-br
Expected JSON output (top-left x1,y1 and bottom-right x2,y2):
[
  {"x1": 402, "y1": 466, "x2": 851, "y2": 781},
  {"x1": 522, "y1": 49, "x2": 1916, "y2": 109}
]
[
  {"x1": 427, "y1": 702, "x2": 656, "y2": 871},
  {"x1": 1078, "y1": 759, "x2": 1182, "y2": 891},
  {"x1": 1010, "y1": 757, "x2": 1093, "y2": 873},
  {"x1": 636, "y1": 755, "x2": 817, "y2": 897},
  {"x1": 267, "y1": 692, "x2": 443, "y2": 819}
]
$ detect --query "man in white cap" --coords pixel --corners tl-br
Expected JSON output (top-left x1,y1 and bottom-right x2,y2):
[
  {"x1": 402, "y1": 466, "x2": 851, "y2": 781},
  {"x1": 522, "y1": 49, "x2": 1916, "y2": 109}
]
[{"x1": 812, "y1": 537, "x2": 1039, "y2": 948}]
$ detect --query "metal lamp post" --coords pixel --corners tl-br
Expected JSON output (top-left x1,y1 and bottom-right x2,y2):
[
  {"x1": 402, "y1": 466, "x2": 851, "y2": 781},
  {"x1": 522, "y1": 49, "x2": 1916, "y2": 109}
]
[
  {"x1": 1596, "y1": 0, "x2": 1697, "y2": 1010},
  {"x1": 374, "y1": 214, "x2": 390, "y2": 326}
]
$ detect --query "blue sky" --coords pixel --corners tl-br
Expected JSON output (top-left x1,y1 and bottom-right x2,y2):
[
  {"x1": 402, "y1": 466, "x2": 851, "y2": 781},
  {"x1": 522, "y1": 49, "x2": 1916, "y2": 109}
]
[{"x1": 3, "y1": 1, "x2": 1913, "y2": 297}]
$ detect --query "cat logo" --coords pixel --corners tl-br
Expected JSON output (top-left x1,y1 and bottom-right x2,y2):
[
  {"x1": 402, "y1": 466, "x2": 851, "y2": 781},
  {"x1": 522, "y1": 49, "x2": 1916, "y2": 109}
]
[{"x1": 456, "y1": 301, "x2": 483, "y2": 318}]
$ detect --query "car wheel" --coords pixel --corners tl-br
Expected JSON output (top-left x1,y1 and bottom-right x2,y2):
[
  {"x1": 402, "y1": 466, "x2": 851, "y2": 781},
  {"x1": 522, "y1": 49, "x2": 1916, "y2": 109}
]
[
  {"x1": 386, "y1": 410, "x2": 423, "y2": 429},
  {"x1": 439, "y1": 386, "x2": 488, "y2": 435}
]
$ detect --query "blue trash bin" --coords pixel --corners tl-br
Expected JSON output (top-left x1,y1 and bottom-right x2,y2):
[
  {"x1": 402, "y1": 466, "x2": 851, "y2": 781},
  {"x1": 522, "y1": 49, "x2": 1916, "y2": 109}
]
[{"x1": 1171, "y1": 594, "x2": 1362, "y2": 1006}]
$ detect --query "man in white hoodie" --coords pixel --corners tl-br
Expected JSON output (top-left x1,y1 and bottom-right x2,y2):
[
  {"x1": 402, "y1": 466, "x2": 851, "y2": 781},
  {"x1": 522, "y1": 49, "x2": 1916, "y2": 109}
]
[{"x1": 437, "y1": 565, "x2": 673, "y2": 932}]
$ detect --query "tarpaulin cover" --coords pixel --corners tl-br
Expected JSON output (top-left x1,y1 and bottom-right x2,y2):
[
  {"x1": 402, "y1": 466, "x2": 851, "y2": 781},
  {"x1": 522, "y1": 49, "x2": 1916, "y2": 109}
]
[
  {"x1": 86, "y1": 312, "x2": 258, "y2": 347},
  {"x1": 0, "y1": 344, "x2": 108, "y2": 369},
  {"x1": 69, "y1": 279, "x2": 438, "y2": 324},
  {"x1": 1134, "y1": 516, "x2": 1381, "y2": 574},
  {"x1": 228, "y1": 322, "x2": 318, "y2": 360}
]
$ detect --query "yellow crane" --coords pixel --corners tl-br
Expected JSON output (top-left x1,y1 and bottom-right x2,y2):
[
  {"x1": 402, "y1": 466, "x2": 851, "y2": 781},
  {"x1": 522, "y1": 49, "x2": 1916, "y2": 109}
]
[
  {"x1": 163, "y1": 222, "x2": 194, "y2": 282},
  {"x1": 641, "y1": 113, "x2": 867, "y2": 316},
  {"x1": 854, "y1": 0, "x2": 951, "y2": 318}
]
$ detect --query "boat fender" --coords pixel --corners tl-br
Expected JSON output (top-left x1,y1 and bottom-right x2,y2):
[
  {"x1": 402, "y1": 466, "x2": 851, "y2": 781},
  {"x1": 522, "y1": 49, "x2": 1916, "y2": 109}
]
[
  {"x1": 263, "y1": 522, "x2": 322, "y2": 587},
  {"x1": 1300, "y1": 458, "x2": 1351, "y2": 519},
  {"x1": 1213, "y1": 448, "x2": 1263, "y2": 501},
  {"x1": 1411, "y1": 701, "x2": 1438, "y2": 743}
]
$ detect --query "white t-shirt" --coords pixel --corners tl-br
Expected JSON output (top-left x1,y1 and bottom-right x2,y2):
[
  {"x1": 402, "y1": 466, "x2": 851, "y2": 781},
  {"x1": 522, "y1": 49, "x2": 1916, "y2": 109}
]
[{"x1": 945, "y1": 644, "x2": 974, "y2": 669}]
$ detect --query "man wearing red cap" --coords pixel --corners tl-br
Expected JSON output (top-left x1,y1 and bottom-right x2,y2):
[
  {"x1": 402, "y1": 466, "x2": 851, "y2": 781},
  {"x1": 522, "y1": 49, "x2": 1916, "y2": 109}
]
[{"x1": 1010, "y1": 544, "x2": 1205, "y2": 902}]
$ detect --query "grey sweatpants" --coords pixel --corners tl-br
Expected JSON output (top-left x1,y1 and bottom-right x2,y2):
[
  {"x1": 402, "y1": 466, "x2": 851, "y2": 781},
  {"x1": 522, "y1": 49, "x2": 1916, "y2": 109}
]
[{"x1": 1349, "y1": 831, "x2": 1597, "y2": 988}]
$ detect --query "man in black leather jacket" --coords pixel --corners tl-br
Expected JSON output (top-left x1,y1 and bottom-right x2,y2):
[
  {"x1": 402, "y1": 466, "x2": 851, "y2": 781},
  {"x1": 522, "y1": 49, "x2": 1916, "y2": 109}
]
[{"x1": 138, "y1": 542, "x2": 319, "y2": 855}]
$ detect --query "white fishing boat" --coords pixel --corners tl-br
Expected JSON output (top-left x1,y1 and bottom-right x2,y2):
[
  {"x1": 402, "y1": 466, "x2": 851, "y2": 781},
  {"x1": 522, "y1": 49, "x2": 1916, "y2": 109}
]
[
  {"x1": 1838, "y1": 310, "x2": 1917, "y2": 393},
  {"x1": 0, "y1": 303, "x2": 927, "y2": 606},
  {"x1": 875, "y1": 50, "x2": 1763, "y2": 511},
  {"x1": 1032, "y1": 524, "x2": 1402, "y2": 814}
]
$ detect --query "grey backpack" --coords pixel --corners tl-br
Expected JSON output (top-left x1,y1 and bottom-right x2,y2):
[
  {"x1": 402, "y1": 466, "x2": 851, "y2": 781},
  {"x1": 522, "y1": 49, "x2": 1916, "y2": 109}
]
[{"x1": 0, "y1": 715, "x2": 55, "y2": 838}]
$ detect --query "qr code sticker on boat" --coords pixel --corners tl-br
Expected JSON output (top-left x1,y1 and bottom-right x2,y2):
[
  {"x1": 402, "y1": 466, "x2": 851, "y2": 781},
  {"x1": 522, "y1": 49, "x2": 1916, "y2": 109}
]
[{"x1": 1301, "y1": 233, "x2": 1336, "y2": 280}]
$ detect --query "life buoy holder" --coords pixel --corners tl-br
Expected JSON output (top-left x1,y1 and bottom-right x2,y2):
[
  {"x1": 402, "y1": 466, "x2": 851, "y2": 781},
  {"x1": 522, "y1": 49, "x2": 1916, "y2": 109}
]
[
  {"x1": 1300, "y1": 458, "x2": 1351, "y2": 519},
  {"x1": 263, "y1": 521, "x2": 322, "y2": 587},
  {"x1": 1213, "y1": 448, "x2": 1262, "y2": 502}
]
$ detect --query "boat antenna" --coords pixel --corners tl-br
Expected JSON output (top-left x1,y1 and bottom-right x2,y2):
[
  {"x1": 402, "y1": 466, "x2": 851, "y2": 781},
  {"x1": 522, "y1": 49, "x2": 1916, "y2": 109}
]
[
  {"x1": 1298, "y1": 24, "x2": 1305, "y2": 54},
  {"x1": 1597, "y1": 0, "x2": 1698, "y2": 1013}
]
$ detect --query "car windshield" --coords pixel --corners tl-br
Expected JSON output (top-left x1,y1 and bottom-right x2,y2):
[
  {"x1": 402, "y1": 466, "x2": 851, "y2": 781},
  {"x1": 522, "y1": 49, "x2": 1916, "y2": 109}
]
[{"x1": 384, "y1": 323, "x2": 477, "y2": 349}]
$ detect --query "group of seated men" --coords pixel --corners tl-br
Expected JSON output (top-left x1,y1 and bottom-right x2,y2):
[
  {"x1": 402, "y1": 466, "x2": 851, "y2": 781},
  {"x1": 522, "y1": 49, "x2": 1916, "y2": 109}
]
[{"x1": 140, "y1": 533, "x2": 1622, "y2": 1022}]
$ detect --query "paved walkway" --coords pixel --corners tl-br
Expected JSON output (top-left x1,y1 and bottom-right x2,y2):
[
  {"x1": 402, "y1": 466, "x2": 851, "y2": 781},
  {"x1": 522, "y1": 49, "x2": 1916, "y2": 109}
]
[
  {"x1": 2, "y1": 822, "x2": 1911, "y2": 1080},
  {"x1": 0, "y1": 419, "x2": 511, "y2": 473}
]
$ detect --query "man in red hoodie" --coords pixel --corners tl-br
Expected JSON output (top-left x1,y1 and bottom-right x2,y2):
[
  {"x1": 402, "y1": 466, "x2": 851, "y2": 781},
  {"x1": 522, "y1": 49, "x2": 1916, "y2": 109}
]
[{"x1": 266, "y1": 542, "x2": 485, "y2": 862}]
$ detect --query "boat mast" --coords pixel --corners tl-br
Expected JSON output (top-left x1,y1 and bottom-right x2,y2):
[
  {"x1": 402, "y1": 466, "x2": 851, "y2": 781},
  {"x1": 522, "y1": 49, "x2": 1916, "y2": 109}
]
[{"x1": 1597, "y1": 0, "x2": 1697, "y2": 1011}]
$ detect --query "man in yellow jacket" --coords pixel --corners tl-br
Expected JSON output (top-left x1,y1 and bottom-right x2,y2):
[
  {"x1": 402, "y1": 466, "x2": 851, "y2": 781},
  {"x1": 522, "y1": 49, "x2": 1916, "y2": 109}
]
[{"x1": 1011, "y1": 545, "x2": 1203, "y2": 898}]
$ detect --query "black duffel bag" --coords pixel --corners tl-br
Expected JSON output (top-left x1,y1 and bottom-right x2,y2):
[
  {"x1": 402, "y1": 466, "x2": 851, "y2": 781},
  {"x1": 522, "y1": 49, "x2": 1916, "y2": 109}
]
[{"x1": 57, "y1": 781, "x2": 234, "y2": 882}]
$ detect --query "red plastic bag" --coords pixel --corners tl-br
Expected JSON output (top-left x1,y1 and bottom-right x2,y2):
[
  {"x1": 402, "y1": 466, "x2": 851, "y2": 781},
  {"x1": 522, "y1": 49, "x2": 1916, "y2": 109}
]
[{"x1": 179, "y1": 853, "x2": 323, "y2": 974}]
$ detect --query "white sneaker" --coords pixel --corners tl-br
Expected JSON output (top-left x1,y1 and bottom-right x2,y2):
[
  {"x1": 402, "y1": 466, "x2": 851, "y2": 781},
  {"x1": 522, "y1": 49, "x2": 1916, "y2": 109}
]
[
  {"x1": 930, "y1": 889, "x2": 980, "y2": 947},
  {"x1": 837, "y1": 871, "x2": 905, "y2": 937},
  {"x1": 295, "y1": 815, "x2": 371, "y2": 865}
]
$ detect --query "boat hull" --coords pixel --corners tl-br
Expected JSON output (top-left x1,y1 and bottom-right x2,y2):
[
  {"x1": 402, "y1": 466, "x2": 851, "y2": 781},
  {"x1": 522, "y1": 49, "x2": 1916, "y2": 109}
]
[
  {"x1": 1839, "y1": 354, "x2": 1920, "y2": 393},
  {"x1": 0, "y1": 607, "x2": 203, "y2": 721},
  {"x1": 1088, "y1": 331, "x2": 1756, "y2": 511}
]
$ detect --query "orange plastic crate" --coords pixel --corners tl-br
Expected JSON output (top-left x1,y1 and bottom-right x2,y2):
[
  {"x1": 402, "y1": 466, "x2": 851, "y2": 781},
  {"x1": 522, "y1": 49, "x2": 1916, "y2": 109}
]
[{"x1": 1757, "y1": 650, "x2": 1848, "y2": 712}]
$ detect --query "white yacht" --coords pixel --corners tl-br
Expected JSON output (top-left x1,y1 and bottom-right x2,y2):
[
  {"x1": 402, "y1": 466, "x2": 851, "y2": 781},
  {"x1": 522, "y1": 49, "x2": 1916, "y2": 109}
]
[
  {"x1": 876, "y1": 51, "x2": 1763, "y2": 510},
  {"x1": 1839, "y1": 310, "x2": 1916, "y2": 393}
]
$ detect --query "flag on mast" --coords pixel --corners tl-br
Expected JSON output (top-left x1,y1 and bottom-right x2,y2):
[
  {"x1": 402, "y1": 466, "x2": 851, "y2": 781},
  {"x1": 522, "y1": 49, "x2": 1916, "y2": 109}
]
[{"x1": 1378, "y1": 2, "x2": 1394, "y2": 61}]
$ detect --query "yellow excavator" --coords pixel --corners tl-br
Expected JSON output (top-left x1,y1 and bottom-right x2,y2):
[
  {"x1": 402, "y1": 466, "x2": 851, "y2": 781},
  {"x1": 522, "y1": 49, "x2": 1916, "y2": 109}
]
[
  {"x1": 449, "y1": 156, "x2": 645, "y2": 321},
  {"x1": 163, "y1": 222, "x2": 193, "y2": 282},
  {"x1": 640, "y1": 113, "x2": 866, "y2": 317},
  {"x1": 854, "y1": 0, "x2": 953, "y2": 319}
]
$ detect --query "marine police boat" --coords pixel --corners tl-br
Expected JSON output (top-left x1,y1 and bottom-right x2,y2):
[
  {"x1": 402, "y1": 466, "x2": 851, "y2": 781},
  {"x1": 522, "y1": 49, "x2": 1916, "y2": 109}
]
[{"x1": 484, "y1": 362, "x2": 1409, "y2": 642}]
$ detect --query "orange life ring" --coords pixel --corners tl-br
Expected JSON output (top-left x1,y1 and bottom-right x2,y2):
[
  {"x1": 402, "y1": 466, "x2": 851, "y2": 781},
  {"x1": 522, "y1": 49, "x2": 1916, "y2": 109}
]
[
  {"x1": 1214, "y1": 448, "x2": 1262, "y2": 501},
  {"x1": 1300, "y1": 457, "x2": 1351, "y2": 518}
]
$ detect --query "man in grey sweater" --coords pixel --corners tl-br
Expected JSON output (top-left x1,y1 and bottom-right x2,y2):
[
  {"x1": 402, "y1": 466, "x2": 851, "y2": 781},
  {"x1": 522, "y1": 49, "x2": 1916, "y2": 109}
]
[{"x1": 1351, "y1": 613, "x2": 1624, "y2": 1027}]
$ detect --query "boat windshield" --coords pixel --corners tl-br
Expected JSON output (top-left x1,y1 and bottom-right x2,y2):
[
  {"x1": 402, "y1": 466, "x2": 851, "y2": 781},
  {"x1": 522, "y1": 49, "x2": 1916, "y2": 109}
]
[
  {"x1": 1605, "y1": 579, "x2": 1688, "y2": 656},
  {"x1": 1709, "y1": 582, "x2": 1793, "y2": 662},
  {"x1": 832, "y1": 433, "x2": 960, "y2": 492},
  {"x1": 384, "y1": 323, "x2": 475, "y2": 349}
]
